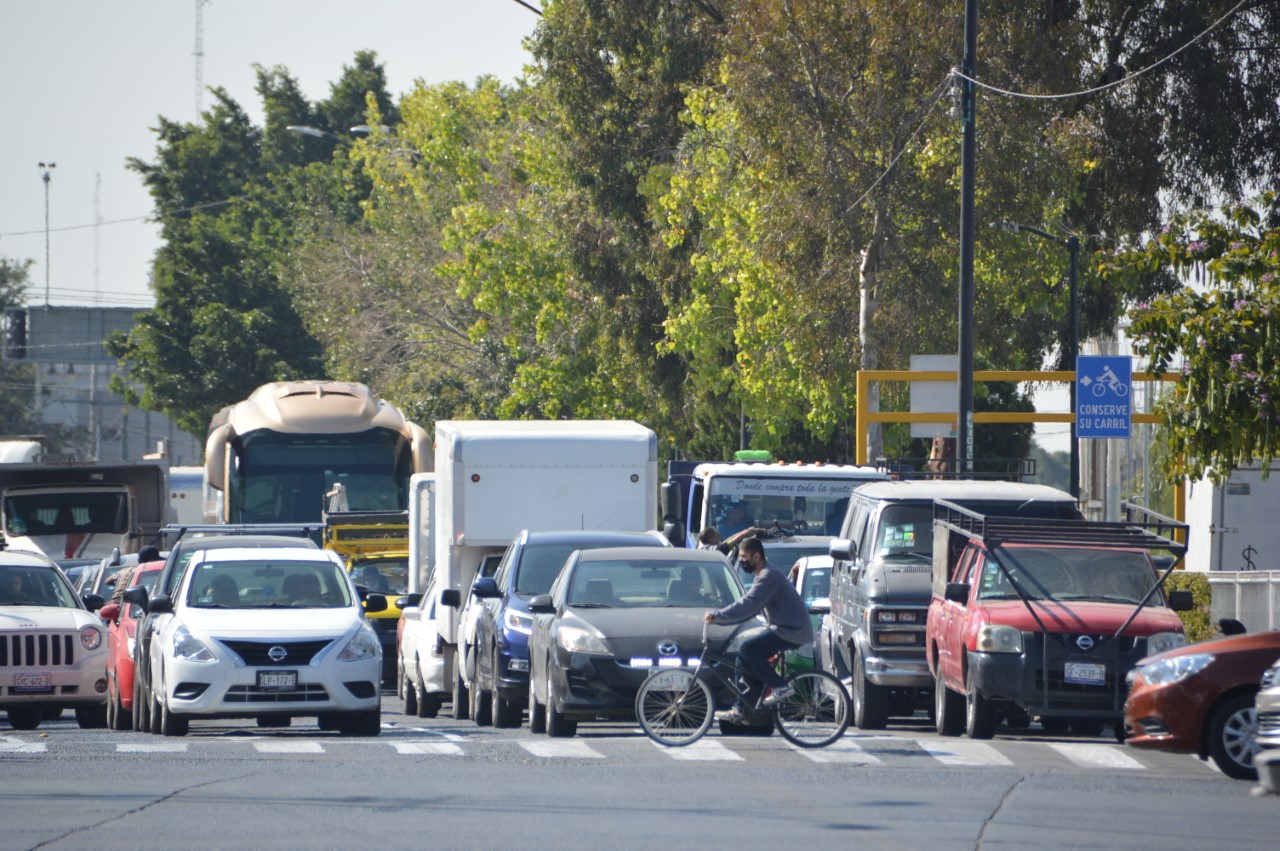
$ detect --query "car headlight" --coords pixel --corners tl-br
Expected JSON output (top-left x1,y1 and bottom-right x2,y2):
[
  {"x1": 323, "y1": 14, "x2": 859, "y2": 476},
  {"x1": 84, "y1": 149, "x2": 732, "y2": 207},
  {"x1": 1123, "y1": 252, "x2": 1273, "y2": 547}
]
[
  {"x1": 338, "y1": 626, "x2": 380, "y2": 661},
  {"x1": 974, "y1": 624, "x2": 1023, "y2": 654},
  {"x1": 504, "y1": 609, "x2": 534, "y2": 635},
  {"x1": 1260, "y1": 663, "x2": 1280, "y2": 690},
  {"x1": 172, "y1": 626, "x2": 216, "y2": 663},
  {"x1": 1146, "y1": 631, "x2": 1188, "y2": 655},
  {"x1": 1137, "y1": 652, "x2": 1214, "y2": 686},
  {"x1": 556, "y1": 625, "x2": 610, "y2": 655},
  {"x1": 80, "y1": 625, "x2": 103, "y2": 650}
]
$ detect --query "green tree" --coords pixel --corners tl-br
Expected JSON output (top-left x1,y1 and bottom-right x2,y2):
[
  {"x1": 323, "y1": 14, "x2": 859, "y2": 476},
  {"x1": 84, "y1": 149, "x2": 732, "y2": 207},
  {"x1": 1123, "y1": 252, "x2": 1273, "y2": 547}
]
[{"x1": 0, "y1": 258, "x2": 38, "y2": 436}]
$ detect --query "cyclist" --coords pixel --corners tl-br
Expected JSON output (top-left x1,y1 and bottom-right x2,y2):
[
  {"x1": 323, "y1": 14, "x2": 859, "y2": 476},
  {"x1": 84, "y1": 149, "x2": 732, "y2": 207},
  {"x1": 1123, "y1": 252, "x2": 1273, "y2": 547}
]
[{"x1": 703, "y1": 536, "x2": 814, "y2": 722}]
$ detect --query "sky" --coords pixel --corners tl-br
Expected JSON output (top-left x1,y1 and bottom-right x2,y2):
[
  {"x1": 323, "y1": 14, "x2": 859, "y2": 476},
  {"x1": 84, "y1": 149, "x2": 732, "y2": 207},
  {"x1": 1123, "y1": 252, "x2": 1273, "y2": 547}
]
[{"x1": 0, "y1": 0, "x2": 540, "y2": 310}]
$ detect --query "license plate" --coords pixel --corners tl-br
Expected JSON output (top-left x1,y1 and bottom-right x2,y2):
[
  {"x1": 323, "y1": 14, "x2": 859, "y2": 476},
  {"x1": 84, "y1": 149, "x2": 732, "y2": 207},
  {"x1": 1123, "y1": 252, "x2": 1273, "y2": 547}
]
[
  {"x1": 257, "y1": 670, "x2": 297, "y2": 690},
  {"x1": 14, "y1": 672, "x2": 52, "y2": 693},
  {"x1": 1063, "y1": 662, "x2": 1106, "y2": 685},
  {"x1": 646, "y1": 670, "x2": 692, "y2": 689}
]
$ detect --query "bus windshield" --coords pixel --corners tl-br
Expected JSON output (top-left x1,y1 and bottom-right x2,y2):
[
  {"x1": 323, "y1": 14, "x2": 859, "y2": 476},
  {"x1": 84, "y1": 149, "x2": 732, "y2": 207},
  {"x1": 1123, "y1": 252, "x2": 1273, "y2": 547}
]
[
  {"x1": 228, "y1": 428, "x2": 412, "y2": 523},
  {"x1": 705, "y1": 476, "x2": 865, "y2": 538}
]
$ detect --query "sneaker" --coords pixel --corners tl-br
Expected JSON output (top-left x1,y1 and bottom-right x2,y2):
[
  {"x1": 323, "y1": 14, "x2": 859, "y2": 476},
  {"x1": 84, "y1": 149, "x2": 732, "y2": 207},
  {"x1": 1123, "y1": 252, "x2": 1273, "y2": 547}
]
[
  {"x1": 715, "y1": 705, "x2": 746, "y2": 724},
  {"x1": 762, "y1": 684, "x2": 795, "y2": 707}
]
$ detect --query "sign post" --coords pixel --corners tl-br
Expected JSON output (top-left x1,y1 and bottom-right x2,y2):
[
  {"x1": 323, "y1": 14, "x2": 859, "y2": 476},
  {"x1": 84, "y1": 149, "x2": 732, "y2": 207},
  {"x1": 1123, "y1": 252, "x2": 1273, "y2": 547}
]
[{"x1": 1076, "y1": 355, "x2": 1132, "y2": 439}]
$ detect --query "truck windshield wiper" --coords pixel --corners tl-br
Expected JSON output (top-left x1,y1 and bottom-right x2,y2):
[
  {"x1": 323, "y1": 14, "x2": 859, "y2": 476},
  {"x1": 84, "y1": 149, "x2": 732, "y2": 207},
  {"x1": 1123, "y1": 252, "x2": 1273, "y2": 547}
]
[{"x1": 571, "y1": 602, "x2": 612, "y2": 608}]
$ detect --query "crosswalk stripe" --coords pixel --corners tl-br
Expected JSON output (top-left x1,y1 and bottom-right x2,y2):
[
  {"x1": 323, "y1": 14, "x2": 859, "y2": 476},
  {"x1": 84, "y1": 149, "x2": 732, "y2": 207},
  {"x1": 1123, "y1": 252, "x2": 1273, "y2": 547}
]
[
  {"x1": 519, "y1": 740, "x2": 605, "y2": 759},
  {"x1": 654, "y1": 739, "x2": 743, "y2": 761},
  {"x1": 392, "y1": 741, "x2": 463, "y2": 756},
  {"x1": 793, "y1": 740, "x2": 880, "y2": 764},
  {"x1": 1048, "y1": 743, "x2": 1145, "y2": 770},
  {"x1": 254, "y1": 741, "x2": 325, "y2": 754},
  {"x1": 915, "y1": 740, "x2": 1013, "y2": 766},
  {"x1": 117, "y1": 743, "x2": 189, "y2": 753},
  {"x1": 0, "y1": 742, "x2": 47, "y2": 754}
]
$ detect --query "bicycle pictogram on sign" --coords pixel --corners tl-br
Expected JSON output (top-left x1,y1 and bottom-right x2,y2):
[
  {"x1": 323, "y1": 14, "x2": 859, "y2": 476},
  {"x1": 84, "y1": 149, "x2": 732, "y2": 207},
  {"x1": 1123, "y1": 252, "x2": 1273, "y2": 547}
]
[{"x1": 1076, "y1": 355, "x2": 1131, "y2": 439}]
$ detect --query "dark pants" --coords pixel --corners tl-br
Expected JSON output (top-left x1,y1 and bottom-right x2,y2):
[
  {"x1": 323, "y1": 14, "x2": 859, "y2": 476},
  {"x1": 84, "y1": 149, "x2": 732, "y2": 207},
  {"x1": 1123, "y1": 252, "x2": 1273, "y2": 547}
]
[{"x1": 735, "y1": 627, "x2": 795, "y2": 706}]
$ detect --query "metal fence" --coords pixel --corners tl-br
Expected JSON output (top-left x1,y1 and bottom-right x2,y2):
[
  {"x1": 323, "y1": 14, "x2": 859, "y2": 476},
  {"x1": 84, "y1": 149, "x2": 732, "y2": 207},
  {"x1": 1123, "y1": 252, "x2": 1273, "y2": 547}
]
[{"x1": 1208, "y1": 571, "x2": 1280, "y2": 633}]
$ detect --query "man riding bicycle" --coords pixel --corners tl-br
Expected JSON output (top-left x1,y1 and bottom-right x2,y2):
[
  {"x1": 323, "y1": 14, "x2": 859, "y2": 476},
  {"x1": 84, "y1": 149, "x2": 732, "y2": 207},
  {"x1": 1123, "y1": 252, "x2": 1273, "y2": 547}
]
[{"x1": 703, "y1": 536, "x2": 814, "y2": 723}]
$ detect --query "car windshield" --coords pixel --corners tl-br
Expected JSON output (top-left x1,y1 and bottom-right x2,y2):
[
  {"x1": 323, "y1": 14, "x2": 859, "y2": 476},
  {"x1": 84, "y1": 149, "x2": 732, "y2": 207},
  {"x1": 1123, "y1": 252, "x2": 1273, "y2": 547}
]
[
  {"x1": 979, "y1": 547, "x2": 1163, "y2": 605},
  {"x1": 566, "y1": 558, "x2": 742, "y2": 609},
  {"x1": 800, "y1": 567, "x2": 831, "y2": 604},
  {"x1": 350, "y1": 555, "x2": 408, "y2": 595},
  {"x1": 0, "y1": 564, "x2": 80, "y2": 608},
  {"x1": 186, "y1": 559, "x2": 352, "y2": 609}
]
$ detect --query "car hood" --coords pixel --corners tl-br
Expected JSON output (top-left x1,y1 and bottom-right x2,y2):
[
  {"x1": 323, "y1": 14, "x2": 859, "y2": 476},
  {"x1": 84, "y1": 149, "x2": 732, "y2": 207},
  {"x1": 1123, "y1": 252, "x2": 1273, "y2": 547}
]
[
  {"x1": 865, "y1": 561, "x2": 932, "y2": 602},
  {"x1": 0, "y1": 606, "x2": 96, "y2": 629},
  {"x1": 567, "y1": 607, "x2": 738, "y2": 655},
  {"x1": 1140, "y1": 628, "x2": 1280, "y2": 665},
  {"x1": 977, "y1": 599, "x2": 1185, "y2": 636},
  {"x1": 177, "y1": 607, "x2": 363, "y2": 638}
]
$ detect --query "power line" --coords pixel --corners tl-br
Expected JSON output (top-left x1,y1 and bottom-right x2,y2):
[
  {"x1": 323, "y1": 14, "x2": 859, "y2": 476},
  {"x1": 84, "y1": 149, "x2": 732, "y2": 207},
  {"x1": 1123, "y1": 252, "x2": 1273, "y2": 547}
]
[{"x1": 0, "y1": 198, "x2": 237, "y2": 238}]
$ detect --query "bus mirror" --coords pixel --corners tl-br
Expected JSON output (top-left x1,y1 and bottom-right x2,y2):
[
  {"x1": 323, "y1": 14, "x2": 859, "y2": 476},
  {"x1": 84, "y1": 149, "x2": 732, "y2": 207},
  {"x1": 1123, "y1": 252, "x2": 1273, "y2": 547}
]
[
  {"x1": 205, "y1": 424, "x2": 232, "y2": 492},
  {"x1": 661, "y1": 481, "x2": 682, "y2": 523}
]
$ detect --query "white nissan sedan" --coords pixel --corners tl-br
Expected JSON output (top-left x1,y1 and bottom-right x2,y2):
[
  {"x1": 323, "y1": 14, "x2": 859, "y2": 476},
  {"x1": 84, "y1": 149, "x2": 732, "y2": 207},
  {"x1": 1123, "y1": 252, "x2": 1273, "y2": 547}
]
[{"x1": 140, "y1": 547, "x2": 385, "y2": 736}]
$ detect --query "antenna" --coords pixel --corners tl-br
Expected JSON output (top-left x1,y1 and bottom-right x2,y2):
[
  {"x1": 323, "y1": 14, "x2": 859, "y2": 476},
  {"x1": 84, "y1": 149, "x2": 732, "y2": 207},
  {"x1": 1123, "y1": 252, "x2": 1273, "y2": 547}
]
[{"x1": 194, "y1": 0, "x2": 211, "y2": 115}]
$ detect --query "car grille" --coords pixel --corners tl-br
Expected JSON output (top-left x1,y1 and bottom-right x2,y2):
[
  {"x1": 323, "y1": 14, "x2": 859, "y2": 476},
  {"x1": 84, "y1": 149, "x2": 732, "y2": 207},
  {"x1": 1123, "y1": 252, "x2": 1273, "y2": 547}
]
[
  {"x1": 1259, "y1": 711, "x2": 1280, "y2": 738},
  {"x1": 216, "y1": 639, "x2": 333, "y2": 667},
  {"x1": 223, "y1": 683, "x2": 330, "y2": 703},
  {"x1": 0, "y1": 633, "x2": 76, "y2": 667}
]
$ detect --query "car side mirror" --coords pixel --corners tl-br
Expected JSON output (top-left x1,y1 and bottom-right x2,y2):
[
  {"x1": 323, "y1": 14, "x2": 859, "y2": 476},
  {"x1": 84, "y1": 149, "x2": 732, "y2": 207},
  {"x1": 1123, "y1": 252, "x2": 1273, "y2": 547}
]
[
  {"x1": 147, "y1": 594, "x2": 173, "y2": 615},
  {"x1": 829, "y1": 539, "x2": 854, "y2": 561},
  {"x1": 440, "y1": 589, "x2": 461, "y2": 608},
  {"x1": 471, "y1": 577, "x2": 501, "y2": 599},
  {"x1": 808, "y1": 596, "x2": 831, "y2": 616},
  {"x1": 1167, "y1": 590, "x2": 1194, "y2": 612},
  {"x1": 396, "y1": 593, "x2": 422, "y2": 609},
  {"x1": 363, "y1": 593, "x2": 388, "y2": 614},
  {"x1": 98, "y1": 602, "x2": 120, "y2": 622},
  {"x1": 122, "y1": 586, "x2": 149, "y2": 610},
  {"x1": 528, "y1": 594, "x2": 555, "y2": 614},
  {"x1": 945, "y1": 582, "x2": 970, "y2": 604},
  {"x1": 81, "y1": 593, "x2": 106, "y2": 612}
]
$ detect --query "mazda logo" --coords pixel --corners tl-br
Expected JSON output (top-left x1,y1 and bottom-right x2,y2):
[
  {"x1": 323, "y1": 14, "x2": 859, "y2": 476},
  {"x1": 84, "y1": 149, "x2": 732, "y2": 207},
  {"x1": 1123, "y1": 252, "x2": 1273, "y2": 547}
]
[
  {"x1": 268, "y1": 645, "x2": 288, "y2": 662},
  {"x1": 1075, "y1": 635, "x2": 1095, "y2": 651},
  {"x1": 657, "y1": 641, "x2": 679, "y2": 656}
]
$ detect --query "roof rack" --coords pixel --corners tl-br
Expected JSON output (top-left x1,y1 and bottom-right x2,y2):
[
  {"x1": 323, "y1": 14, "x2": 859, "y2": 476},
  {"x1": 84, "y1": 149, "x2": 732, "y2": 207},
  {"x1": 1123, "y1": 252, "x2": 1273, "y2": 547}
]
[{"x1": 933, "y1": 499, "x2": 1187, "y2": 560}]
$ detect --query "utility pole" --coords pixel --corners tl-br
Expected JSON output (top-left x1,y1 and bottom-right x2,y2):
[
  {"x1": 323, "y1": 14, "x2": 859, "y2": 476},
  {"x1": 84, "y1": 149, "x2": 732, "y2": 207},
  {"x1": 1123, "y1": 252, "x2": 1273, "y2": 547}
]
[
  {"x1": 38, "y1": 162, "x2": 56, "y2": 306},
  {"x1": 956, "y1": 0, "x2": 978, "y2": 479}
]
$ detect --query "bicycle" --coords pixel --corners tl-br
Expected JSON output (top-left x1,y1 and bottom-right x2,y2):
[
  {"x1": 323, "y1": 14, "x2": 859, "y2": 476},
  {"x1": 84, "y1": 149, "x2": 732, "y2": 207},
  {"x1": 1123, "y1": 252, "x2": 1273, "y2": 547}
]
[{"x1": 634, "y1": 623, "x2": 850, "y2": 748}]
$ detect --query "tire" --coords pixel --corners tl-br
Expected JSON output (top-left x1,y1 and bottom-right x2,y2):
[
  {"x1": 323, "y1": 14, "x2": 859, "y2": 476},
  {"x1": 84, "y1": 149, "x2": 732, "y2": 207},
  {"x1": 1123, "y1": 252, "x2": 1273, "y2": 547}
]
[
  {"x1": 452, "y1": 667, "x2": 470, "y2": 721},
  {"x1": 964, "y1": 669, "x2": 995, "y2": 740},
  {"x1": 7, "y1": 706, "x2": 42, "y2": 731},
  {"x1": 635, "y1": 668, "x2": 711, "y2": 746},
  {"x1": 149, "y1": 688, "x2": 162, "y2": 735},
  {"x1": 105, "y1": 683, "x2": 116, "y2": 730},
  {"x1": 419, "y1": 692, "x2": 442, "y2": 719},
  {"x1": 159, "y1": 699, "x2": 188, "y2": 737},
  {"x1": 402, "y1": 667, "x2": 418, "y2": 715},
  {"x1": 851, "y1": 653, "x2": 889, "y2": 730},
  {"x1": 256, "y1": 714, "x2": 291, "y2": 728},
  {"x1": 133, "y1": 676, "x2": 148, "y2": 733},
  {"x1": 935, "y1": 672, "x2": 963, "y2": 737},
  {"x1": 527, "y1": 678, "x2": 547, "y2": 734},
  {"x1": 396, "y1": 658, "x2": 406, "y2": 702},
  {"x1": 772, "y1": 670, "x2": 850, "y2": 748},
  {"x1": 545, "y1": 671, "x2": 577, "y2": 738},
  {"x1": 492, "y1": 687, "x2": 522, "y2": 729},
  {"x1": 1206, "y1": 693, "x2": 1259, "y2": 781},
  {"x1": 76, "y1": 703, "x2": 107, "y2": 730},
  {"x1": 338, "y1": 707, "x2": 382, "y2": 737},
  {"x1": 470, "y1": 678, "x2": 493, "y2": 727},
  {"x1": 1069, "y1": 717, "x2": 1104, "y2": 737}
]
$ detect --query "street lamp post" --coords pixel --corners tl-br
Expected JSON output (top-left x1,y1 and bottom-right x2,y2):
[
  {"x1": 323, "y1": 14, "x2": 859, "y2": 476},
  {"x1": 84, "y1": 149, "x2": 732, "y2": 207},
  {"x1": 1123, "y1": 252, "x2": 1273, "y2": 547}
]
[
  {"x1": 38, "y1": 162, "x2": 56, "y2": 306},
  {"x1": 993, "y1": 221, "x2": 1080, "y2": 499}
]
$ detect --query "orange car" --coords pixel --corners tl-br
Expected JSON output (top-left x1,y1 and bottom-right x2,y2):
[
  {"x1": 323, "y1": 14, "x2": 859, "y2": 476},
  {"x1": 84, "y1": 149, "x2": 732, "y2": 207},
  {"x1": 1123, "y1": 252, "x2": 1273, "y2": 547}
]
[{"x1": 1125, "y1": 630, "x2": 1280, "y2": 781}]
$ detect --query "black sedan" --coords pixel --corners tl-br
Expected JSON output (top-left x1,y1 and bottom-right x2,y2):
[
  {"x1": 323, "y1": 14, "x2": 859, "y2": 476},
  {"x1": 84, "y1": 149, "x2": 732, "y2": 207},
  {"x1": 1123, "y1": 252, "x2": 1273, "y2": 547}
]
[{"x1": 526, "y1": 547, "x2": 748, "y2": 737}]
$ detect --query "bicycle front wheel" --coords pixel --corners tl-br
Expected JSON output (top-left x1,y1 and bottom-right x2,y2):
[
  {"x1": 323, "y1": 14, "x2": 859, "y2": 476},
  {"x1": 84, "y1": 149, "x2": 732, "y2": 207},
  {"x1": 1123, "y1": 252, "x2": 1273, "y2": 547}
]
[
  {"x1": 635, "y1": 668, "x2": 714, "y2": 747},
  {"x1": 772, "y1": 670, "x2": 850, "y2": 748}
]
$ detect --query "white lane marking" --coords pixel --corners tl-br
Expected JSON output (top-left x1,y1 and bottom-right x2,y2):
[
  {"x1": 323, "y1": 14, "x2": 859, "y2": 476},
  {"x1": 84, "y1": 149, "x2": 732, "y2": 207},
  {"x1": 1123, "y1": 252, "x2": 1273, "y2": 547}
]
[
  {"x1": 519, "y1": 740, "x2": 605, "y2": 759},
  {"x1": 404, "y1": 726, "x2": 467, "y2": 743},
  {"x1": 116, "y1": 743, "x2": 189, "y2": 753},
  {"x1": 254, "y1": 741, "x2": 324, "y2": 754},
  {"x1": 654, "y1": 739, "x2": 743, "y2": 761},
  {"x1": 392, "y1": 741, "x2": 464, "y2": 756},
  {"x1": 1049, "y1": 743, "x2": 1146, "y2": 770},
  {"x1": 793, "y1": 740, "x2": 881, "y2": 764},
  {"x1": 915, "y1": 740, "x2": 1013, "y2": 766},
  {"x1": 0, "y1": 742, "x2": 47, "y2": 754}
]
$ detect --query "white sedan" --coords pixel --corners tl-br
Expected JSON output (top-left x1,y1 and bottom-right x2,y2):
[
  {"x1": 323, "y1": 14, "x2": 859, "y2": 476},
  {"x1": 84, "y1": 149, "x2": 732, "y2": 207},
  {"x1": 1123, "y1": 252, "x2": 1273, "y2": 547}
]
[{"x1": 139, "y1": 547, "x2": 384, "y2": 736}]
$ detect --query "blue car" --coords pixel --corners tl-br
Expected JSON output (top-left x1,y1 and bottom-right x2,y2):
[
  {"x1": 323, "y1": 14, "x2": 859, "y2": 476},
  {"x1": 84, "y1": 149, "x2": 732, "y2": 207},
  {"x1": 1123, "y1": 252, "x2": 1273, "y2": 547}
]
[{"x1": 464, "y1": 529, "x2": 669, "y2": 727}]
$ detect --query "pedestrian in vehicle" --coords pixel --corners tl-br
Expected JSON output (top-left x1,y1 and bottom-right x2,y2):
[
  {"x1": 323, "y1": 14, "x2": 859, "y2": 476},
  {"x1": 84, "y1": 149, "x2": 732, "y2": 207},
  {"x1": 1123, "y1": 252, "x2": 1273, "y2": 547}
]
[
  {"x1": 2, "y1": 572, "x2": 32, "y2": 604},
  {"x1": 703, "y1": 537, "x2": 814, "y2": 722},
  {"x1": 717, "y1": 501, "x2": 755, "y2": 539},
  {"x1": 699, "y1": 525, "x2": 767, "y2": 555}
]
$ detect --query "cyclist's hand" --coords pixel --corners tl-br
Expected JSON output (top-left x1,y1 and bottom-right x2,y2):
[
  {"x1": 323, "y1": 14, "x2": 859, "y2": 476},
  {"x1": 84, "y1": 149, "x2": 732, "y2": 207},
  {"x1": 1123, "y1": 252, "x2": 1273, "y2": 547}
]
[{"x1": 703, "y1": 611, "x2": 716, "y2": 623}]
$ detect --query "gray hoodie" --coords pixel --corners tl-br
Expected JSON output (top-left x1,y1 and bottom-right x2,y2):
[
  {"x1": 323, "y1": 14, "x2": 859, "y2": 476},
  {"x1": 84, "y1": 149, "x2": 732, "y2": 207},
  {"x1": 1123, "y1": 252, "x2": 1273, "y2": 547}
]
[{"x1": 711, "y1": 563, "x2": 814, "y2": 646}]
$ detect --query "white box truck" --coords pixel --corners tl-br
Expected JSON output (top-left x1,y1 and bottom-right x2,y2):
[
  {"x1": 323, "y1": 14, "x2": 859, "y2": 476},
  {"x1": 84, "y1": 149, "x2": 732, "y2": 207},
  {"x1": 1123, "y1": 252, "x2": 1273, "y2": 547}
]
[
  {"x1": 1184, "y1": 465, "x2": 1280, "y2": 571},
  {"x1": 397, "y1": 420, "x2": 658, "y2": 718}
]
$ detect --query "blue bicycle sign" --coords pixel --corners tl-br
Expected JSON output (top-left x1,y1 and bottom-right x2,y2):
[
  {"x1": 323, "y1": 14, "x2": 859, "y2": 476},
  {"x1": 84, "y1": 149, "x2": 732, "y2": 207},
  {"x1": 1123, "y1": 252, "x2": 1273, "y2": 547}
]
[{"x1": 1076, "y1": 355, "x2": 1131, "y2": 438}]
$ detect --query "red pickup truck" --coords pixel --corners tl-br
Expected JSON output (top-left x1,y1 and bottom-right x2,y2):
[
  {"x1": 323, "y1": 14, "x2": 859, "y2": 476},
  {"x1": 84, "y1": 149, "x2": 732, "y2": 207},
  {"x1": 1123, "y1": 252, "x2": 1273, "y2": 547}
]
[{"x1": 927, "y1": 502, "x2": 1193, "y2": 740}]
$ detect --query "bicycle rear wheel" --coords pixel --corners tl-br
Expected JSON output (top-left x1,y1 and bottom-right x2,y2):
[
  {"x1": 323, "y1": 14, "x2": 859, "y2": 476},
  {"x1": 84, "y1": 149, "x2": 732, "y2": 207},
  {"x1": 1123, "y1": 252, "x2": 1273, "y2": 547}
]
[
  {"x1": 635, "y1": 668, "x2": 714, "y2": 746},
  {"x1": 772, "y1": 670, "x2": 850, "y2": 748}
]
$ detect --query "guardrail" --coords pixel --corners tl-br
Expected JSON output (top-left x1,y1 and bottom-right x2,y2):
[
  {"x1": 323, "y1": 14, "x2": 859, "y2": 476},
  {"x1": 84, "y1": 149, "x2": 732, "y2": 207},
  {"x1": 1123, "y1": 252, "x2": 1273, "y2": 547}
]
[{"x1": 1208, "y1": 571, "x2": 1280, "y2": 633}]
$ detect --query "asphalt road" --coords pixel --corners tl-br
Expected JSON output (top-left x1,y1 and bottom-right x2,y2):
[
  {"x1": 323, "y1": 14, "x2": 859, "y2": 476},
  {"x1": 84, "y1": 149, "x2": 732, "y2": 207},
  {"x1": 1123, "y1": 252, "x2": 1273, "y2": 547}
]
[{"x1": 2, "y1": 698, "x2": 1274, "y2": 850}]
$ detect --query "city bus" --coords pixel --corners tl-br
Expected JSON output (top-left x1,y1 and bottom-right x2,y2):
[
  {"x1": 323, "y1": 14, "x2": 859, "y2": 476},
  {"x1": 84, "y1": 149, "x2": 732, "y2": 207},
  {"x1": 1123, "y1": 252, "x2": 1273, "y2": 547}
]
[{"x1": 204, "y1": 380, "x2": 431, "y2": 524}]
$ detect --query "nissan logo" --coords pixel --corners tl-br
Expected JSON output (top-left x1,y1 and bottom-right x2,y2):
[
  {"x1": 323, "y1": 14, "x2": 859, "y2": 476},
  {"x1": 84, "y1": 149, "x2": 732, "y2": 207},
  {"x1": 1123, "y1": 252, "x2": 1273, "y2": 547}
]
[
  {"x1": 268, "y1": 645, "x2": 288, "y2": 662},
  {"x1": 1075, "y1": 635, "x2": 1095, "y2": 651},
  {"x1": 657, "y1": 641, "x2": 679, "y2": 656}
]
